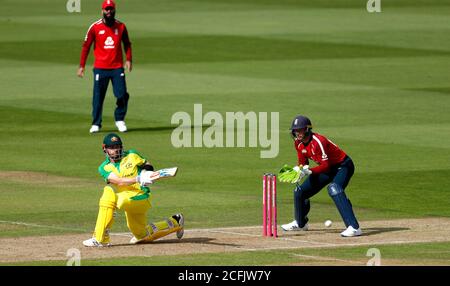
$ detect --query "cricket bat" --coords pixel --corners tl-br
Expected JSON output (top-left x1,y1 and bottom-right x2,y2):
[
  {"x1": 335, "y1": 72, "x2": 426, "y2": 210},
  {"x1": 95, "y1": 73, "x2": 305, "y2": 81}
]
[{"x1": 148, "y1": 167, "x2": 178, "y2": 181}]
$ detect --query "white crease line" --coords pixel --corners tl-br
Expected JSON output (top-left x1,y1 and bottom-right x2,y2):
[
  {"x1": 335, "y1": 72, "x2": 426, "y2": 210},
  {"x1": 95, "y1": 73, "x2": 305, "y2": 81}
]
[
  {"x1": 320, "y1": 239, "x2": 450, "y2": 248},
  {"x1": 0, "y1": 220, "x2": 134, "y2": 238},
  {"x1": 194, "y1": 229, "x2": 261, "y2": 238},
  {"x1": 238, "y1": 245, "x2": 316, "y2": 251},
  {"x1": 188, "y1": 228, "x2": 335, "y2": 247},
  {"x1": 291, "y1": 253, "x2": 360, "y2": 264},
  {"x1": 110, "y1": 232, "x2": 133, "y2": 237},
  {"x1": 276, "y1": 236, "x2": 336, "y2": 246},
  {"x1": 236, "y1": 238, "x2": 450, "y2": 252},
  {"x1": 186, "y1": 226, "x2": 261, "y2": 232},
  {"x1": 0, "y1": 220, "x2": 86, "y2": 232}
]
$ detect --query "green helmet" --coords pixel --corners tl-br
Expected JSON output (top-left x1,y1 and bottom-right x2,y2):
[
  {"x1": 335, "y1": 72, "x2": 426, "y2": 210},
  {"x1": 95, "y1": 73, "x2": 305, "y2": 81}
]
[
  {"x1": 103, "y1": 133, "x2": 122, "y2": 146},
  {"x1": 102, "y1": 133, "x2": 123, "y2": 161}
]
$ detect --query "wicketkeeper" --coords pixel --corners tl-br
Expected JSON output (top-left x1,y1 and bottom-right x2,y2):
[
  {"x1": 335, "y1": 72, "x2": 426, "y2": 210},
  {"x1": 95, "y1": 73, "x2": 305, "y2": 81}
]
[
  {"x1": 83, "y1": 133, "x2": 184, "y2": 247},
  {"x1": 279, "y1": 115, "x2": 362, "y2": 237}
]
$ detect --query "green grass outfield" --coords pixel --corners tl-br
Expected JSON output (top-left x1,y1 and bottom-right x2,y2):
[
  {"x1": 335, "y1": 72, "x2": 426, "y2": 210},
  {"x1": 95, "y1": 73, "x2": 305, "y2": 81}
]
[{"x1": 0, "y1": 0, "x2": 450, "y2": 265}]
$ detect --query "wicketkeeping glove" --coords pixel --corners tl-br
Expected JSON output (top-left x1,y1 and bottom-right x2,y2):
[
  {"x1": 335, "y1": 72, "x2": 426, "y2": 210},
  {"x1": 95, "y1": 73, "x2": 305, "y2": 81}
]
[
  {"x1": 278, "y1": 164, "x2": 312, "y2": 184},
  {"x1": 278, "y1": 164, "x2": 301, "y2": 184}
]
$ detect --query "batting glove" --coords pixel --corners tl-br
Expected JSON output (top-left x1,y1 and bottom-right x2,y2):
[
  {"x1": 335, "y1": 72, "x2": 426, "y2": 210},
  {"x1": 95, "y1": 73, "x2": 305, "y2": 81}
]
[{"x1": 136, "y1": 170, "x2": 154, "y2": 186}]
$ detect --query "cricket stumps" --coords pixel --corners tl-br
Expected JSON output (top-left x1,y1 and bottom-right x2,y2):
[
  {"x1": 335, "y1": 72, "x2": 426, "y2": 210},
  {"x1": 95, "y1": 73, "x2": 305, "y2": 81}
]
[{"x1": 262, "y1": 173, "x2": 277, "y2": 238}]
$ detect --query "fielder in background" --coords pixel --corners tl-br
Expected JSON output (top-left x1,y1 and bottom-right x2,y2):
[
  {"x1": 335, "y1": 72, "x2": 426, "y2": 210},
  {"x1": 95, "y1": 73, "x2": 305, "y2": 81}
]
[
  {"x1": 279, "y1": 115, "x2": 362, "y2": 237},
  {"x1": 78, "y1": 0, "x2": 131, "y2": 134},
  {"x1": 83, "y1": 133, "x2": 184, "y2": 247}
]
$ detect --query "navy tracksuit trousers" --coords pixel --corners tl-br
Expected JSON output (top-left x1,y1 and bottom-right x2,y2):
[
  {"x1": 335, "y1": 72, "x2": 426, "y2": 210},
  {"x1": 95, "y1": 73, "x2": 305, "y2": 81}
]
[
  {"x1": 92, "y1": 68, "x2": 129, "y2": 127},
  {"x1": 293, "y1": 156, "x2": 360, "y2": 229}
]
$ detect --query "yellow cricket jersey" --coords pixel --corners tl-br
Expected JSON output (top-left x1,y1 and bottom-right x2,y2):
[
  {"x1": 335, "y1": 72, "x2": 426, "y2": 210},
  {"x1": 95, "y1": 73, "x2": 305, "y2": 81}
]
[{"x1": 98, "y1": 150, "x2": 150, "y2": 200}]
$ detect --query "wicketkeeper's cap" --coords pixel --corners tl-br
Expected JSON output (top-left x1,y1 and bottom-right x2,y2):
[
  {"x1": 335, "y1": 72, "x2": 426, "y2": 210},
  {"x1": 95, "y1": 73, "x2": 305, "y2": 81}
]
[
  {"x1": 102, "y1": 0, "x2": 116, "y2": 9},
  {"x1": 103, "y1": 133, "x2": 122, "y2": 147},
  {"x1": 290, "y1": 115, "x2": 312, "y2": 130}
]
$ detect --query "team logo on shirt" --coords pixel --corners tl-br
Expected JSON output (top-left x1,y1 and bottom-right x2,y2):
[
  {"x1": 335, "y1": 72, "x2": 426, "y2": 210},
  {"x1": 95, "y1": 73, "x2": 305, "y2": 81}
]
[
  {"x1": 99, "y1": 30, "x2": 105, "y2": 35},
  {"x1": 104, "y1": 36, "x2": 115, "y2": 49},
  {"x1": 302, "y1": 149, "x2": 307, "y2": 154}
]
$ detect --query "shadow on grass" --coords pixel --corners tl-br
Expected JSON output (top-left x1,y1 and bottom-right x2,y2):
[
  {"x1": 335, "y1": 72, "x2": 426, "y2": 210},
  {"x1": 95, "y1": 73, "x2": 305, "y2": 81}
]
[
  {"x1": 324, "y1": 227, "x2": 410, "y2": 236},
  {"x1": 99, "y1": 125, "x2": 212, "y2": 133},
  {"x1": 285, "y1": 227, "x2": 410, "y2": 237},
  {"x1": 112, "y1": 237, "x2": 240, "y2": 248},
  {"x1": 359, "y1": 227, "x2": 410, "y2": 236}
]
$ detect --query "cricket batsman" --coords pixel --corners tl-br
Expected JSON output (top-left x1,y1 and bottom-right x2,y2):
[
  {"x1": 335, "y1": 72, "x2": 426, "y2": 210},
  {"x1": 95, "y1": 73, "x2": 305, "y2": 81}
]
[
  {"x1": 83, "y1": 133, "x2": 184, "y2": 247},
  {"x1": 279, "y1": 115, "x2": 362, "y2": 237}
]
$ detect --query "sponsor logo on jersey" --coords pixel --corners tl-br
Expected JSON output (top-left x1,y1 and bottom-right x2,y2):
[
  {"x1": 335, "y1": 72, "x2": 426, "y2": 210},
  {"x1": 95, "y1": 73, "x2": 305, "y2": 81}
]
[{"x1": 104, "y1": 36, "x2": 115, "y2": 49}]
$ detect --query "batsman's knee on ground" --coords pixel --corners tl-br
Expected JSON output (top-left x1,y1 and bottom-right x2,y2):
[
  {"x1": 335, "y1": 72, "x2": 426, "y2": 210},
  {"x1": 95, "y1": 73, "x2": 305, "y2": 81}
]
[{"x1": 132, "y1": 216, "x2": 182, "y2": 243}]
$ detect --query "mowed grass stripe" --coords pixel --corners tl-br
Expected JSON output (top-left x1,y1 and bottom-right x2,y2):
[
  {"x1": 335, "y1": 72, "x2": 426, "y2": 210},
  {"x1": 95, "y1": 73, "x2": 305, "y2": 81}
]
[
  {"x1": 3, "y1": 57, "x2": 449, "y2": 105},
  {"x1": 269, "y1": 29, "x2": 450, "y2": 53},
  {"x1": 146, "y1": 56, "x2": 450, "y2": 88},
  {"x1": 1, "y1": 35, "x2": 449, "y2": 64}
]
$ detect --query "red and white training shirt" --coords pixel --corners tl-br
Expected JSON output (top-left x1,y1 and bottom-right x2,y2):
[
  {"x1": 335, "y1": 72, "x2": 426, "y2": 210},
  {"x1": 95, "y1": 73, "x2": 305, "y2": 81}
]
[
  {"x1": 294, "y1": 133, "x2": 347, "y2": 175},
  {"x1": 79, "y1": 19, "x2": 132, "y2": 69}
]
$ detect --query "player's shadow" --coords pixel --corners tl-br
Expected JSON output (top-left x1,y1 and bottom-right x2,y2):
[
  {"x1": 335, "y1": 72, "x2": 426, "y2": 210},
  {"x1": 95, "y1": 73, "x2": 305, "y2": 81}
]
[
  {"x1": 153, "y1": 237, "x2": 240, "y2": 247},
  {"x1": 358, "y1": 227, "x2": 410, "y2": 236},
  {"x1": 101, "y1": 125, "x2": 213, "y2": 133},
  {"x1": 285, "y1": 227, "x2": 409, "y2": 237},
  {"x1": 111, "y1": 237, "x2": 240, "y2": 248},
  {"x1": 100, "y1": 126, "x2": 175, "y2": 133},
  {"x1": 125, "y1": 126, "x2": 177, "y2": 132},
  {"x1": 322, "y1": 227, "x2": 409, "y2": 236}
]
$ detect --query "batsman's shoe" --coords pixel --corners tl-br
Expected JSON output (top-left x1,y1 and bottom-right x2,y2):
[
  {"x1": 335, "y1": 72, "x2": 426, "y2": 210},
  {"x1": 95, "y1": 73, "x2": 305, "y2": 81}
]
[
  {"x1": 82, "y1": 238, "x2": 110, "y2": 247},
  {"x1": 173, "y1": 213, "x2": 184, "y2": 239},
  {"x1": 89, "y1": 125, "x2": 100, "y2": 133},
  {"x1": 340, "y1": 226, "x2": 362, "y2": 237},
  {"x1": 281, "y1": 220, "x2": 309, "y2": 231},
  {"x1": 115, "y1": 121, "x2": 127, "y2": 132}
]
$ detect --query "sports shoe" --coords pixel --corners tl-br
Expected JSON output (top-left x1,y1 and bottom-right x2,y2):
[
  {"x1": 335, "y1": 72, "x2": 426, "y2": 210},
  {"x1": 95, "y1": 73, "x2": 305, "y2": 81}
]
[
  {"x1": 340, "y1": 226, "x2": 362, "y2": 237},
  {"x1": 173, "y1": 213, "x2": 184, "y2": 239},
  {"x1": 89, "y1": 125, "x2": 100, "y2": 133},
  {"x1": 82, "y1": 238, "x2": 110, "y2": 247},
  {"x1": 281, "y1": 220, "x2": 309, "y2": 231},
  {"x1": 115, "y1": 121, "x2": 127, "y2": 132}
]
